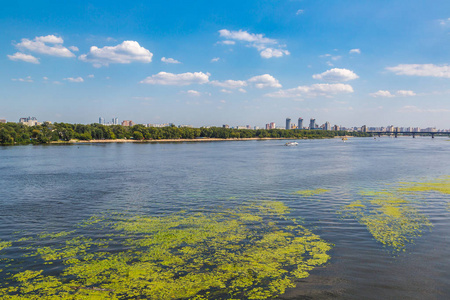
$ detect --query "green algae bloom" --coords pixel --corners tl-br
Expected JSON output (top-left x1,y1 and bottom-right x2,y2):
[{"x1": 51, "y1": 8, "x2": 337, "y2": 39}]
[
  {"x1": 340, "y1": 177, "x2": 450, "y2": 252},
  {"x1": 0, "y1": 201, "x2": 331, "y2": 300},
  {"x1": 0, "y1": 241, "x2": 11, "y2": 252},
  {"x1": 396, "y1": 176, "x2": 450, "y2": 195},
  {"x1": 293, "y1": 189, "x2": 330, "y2": 197}
]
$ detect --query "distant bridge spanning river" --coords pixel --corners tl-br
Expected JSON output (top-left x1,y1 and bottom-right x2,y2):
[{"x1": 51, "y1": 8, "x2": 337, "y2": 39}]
[{"x1": 371, "y1": 131, "x2": 449, "y2": 138}]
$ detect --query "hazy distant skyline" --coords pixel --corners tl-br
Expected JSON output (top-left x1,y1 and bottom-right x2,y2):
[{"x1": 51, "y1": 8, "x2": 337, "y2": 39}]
[{"x1": 1, "y1": 1, "x2": 449, "y2": 128}]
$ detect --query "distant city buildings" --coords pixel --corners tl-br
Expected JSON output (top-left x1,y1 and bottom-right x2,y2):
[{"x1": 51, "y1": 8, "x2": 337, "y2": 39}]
[
  {"x1": 0, "y1": 119, "x2": 6, "y2": 123},
  {"x1": 121, "y1": 120, "x2": 135, "y2": 127},
  {"x1": 19, "y1": 116, "x2": 42, "y2": 126},
  {"x1": 298, "y1": 118, "x2": 303, "y2": 129},
  {"x1": 285, "y1": 118, "x2": 291, "y2": 130},
  {"x1": 309, "y1": 118, "x2": 316, "y2": 130}
]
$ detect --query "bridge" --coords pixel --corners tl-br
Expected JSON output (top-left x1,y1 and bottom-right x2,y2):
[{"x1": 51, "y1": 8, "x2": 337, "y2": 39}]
[{"x1": 370, "y1": 131, "x2": 448, "y2": 138}]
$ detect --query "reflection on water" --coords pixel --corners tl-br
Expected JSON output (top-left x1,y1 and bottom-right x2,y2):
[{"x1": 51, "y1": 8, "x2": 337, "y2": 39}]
[{"x1": 0, "y1": 137, "x2": 449, "y2": 299}]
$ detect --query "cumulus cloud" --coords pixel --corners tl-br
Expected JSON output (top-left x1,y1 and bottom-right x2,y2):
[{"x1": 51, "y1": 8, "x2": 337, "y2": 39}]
[
  {"x1": 370, "y1": 90, "x2": 394, "y2": 98},
  {"x1": 396, "y1": 90, "x2": 416, "y2": 96},
  {"x1": 312, "y1": 68, "x2": 359, "y2": 82},
  {"x1": 220, "y1": 89, "x2": 232, "y2": 94},
  {"x1": 79, "y1": 41, "x2": 153, "y2": 67},
  {"x1": 386, "y1": 64, "x2": 450, "y2": 78},
  {"x1": 64, "y1": 77, "x2": 84, "y2": 83},
  {"x1": 7, "y1": 52, "x2": 40, "y2": 64},
  {"x1": 210, "y1": 79, "x2": 247, "y2": 89},
  {"x1": 69, "y1": 46, "x2": 79, "y2": 52},
  {"x1": 217, "y1": 40, "x2": 235, "y2": 45},
  {"x1": 247, "y1": 74, "x2": 282, "y2": 88},
  {"x1": 349, "y1": 49, "x2": 361, "y2": 54},
  {"x1": 238, "y1": 88, "x2": 247, "y2": 93},
  {"x1": 87, "y1": 74, "x2": 95, "y2": 78},
  {"x1": 161, "y1": 57, "x2": 181, "y2": 64},
  {"x1": 12, "y1": 76, "x2": 33, "y2": 82},
  {"x1": 211, "y1": 57, "x2": 220, "y2": 62},
  {"x1": 218, "y1": 29, "x2": 289, "y2": 59},
  {"x1": 370, "y1": 90, "x2": 416, "y2": 97},
  {"x1": 260, "y1": 48, "x2": 290, "y2": 59},
  {"x1": 296, "y1": 9, "x2": 304, "y2": 15},
  {"x1": 140, "y1": 72, "x2": 210, "y2": 85},
  {"x1": 265, "y1": 83, "x2": 354, "y2": 98},
  {"x1": 186, "y1": 90, "x2": 201, "y2": 96},
  {"x1": 16, "y1": 35, "x2": 75, "y2": 57}
]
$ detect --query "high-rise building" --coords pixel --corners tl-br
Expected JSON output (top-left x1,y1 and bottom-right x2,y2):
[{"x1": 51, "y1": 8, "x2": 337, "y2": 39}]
[
  {"x1": 121, "y1": 120, "x2": 134, "y2": 127},
  {"x1": 270, "y1": 122, "x2": 276, "y2": 129},
  {"x1": 309, "y1": 118, "x2": 316, "y2": 130},
  {"x1": 298, "y1": 118, "x2": 303, "y2": 129},
  {"x1": 285, "y1": 118, "x2": 291, "y2": 130},
  {"x1": 99, "y1": 117, "x2": 105, "y2": 125},
  {"x1": 112, "y1": 117, "x2": 119, "y2": 125},
  {"x1": 0, "y1": 119, "x2": 6, "y2": 123},
  {"x1": 324, "y1": 122, "x2": 331, "y2": 131},
  {"x1": 223, "y1": 124, "x2": 229, "y2": 128}
]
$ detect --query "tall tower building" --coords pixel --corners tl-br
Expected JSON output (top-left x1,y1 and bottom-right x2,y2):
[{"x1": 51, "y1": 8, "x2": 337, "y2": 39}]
[
  {"x1": 309, "y1": 118, "x2": 316, "y2": 130},
  {"x1": 99, "y1": 117, "x2": 105, "y2": 125},
  {"x1": 298, "y1": 118, "x2": 303, "y2": 129},
  {"x1": 285, "y1": 118, "x2": 291, "y2": 130},
  {"x1": 324, "y1": 122, "x2": 331, "y2": 131}
]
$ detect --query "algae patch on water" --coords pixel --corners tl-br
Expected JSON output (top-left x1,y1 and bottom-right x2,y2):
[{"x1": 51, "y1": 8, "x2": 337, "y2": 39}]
[
  {"x1": 293, "y1": 189, "x2": 330, "y2": 197},
  {"x1": 0, "y1": 201, "x2": 331, "y2": 300},
  {"x1": 340, "y1": 177, "x2": 450, "y2": 252}
]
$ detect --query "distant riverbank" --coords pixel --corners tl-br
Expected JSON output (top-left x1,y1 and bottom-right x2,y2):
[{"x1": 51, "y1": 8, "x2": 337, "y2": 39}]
[{"x1": 50, "y1": 136, "x2": 339, "y2": 144}]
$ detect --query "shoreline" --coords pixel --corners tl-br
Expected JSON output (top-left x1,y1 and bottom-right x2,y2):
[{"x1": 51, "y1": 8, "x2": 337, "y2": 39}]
[{"x1": 51, "y1": 137, "x2": 317, "y2": 144}]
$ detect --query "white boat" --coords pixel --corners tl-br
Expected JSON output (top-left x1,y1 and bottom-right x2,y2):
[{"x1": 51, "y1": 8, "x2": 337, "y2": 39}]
[{"x1": 285, "y1": 142, "x2": 298, "y2": 146}]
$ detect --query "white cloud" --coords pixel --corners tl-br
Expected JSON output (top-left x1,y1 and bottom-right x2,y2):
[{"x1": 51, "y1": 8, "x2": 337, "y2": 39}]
[
  {"x1": 217, "y1": 40, "x2": 235, "y2": 45},
  {"x1": 35, "y1": 35, "x2": 63, "y2": 43},
  {"x1": 296, "y1": 9, "x2": 304, "y2": 15},
  {"x1": 396, "y1": 90, "x2": 416, "y2": 96},
  {"x1": 186, "y1": 90, "x2": 201, "y2": 96},
  {"x1": 238, "y1": 88, "x2": 247, "y2": 93},
  {"x1": 12, "y1": 76, "x2": 33, "y2": 82},
  {"x1": 386, "y1": 64, "x2": 450, "y2": 78},
  {"x1": 87, "y1": 74, "x2": 95, "y2": 78},
  {"x1": 43, "y1": 77, "x2": 48, "y2": 80},
  {"x1": 220, "y1": 89, "x2": 232, "y2": 94},
  {"x1": 79, "y1": 41, "x2": 153, "y2": 67},
  {"x1": 161, "y1": 57, "x2": 181, "y2": 64},
  {"x1": 349, "y1": 48, "x2": 361, "y2": 54},
  {"x1": 69, "y1": 46, "x2": 79, "y2": 52},
  {"x1": 210, "y1": 79, "x2": 247, "y2": 89},
  {"x1": 219, "y1": 29, "x2": 277, "y2": 44},
  {"x1": 247, "y1": 74, "x2": 282, "y2": 88},
  {"x1": 312, "y1": 68, "x2": 359, "y2": 82},
  {"x1": 265, "y1": 83, "x2": 354, "y2": 98},
  {"x1": 260, "y1": 48, "x2": 290, "y2": 59},
  {"x1": 370, "y1": 90, "x2": 416, "y2": 97},
  {"x1": 218, "y1": 29, "x2": 289, "y2": 59},
  {"x1": 140, "y1": 72, "x2": 210, "y2": 85},
  {"x1": 64, "y1": 77, "x2": 84, "y2": 83},
  {"x1": 370, "y1": 90, "x2": 394, "y2": 97},
  {"x1": 7, "y1": 52, "x2": 40, "y2": 64},
  {"x1": 211, "y1": 57, "x2": 220, "y2": 62},
  {"x1": 16, "y1": 35, "x2": 75, "y2": 57}
]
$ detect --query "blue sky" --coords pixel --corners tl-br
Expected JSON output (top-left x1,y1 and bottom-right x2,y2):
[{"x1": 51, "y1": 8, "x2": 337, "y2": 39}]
[{"x1": 1, "y1": 0, "x2": 449, "y2": 128}]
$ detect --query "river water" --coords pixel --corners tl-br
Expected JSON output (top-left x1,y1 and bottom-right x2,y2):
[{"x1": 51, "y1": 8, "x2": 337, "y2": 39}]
[{"x1": 0, "y1": 137, "x2": 449, "y2": 299}]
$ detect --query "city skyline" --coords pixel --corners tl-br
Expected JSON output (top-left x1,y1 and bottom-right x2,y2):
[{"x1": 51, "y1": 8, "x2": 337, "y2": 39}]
[{"x1": 1, "y1": 1, "x2": 449, "y2": 128}]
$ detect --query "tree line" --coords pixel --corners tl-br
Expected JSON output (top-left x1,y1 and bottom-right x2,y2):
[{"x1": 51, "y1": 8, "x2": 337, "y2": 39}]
[{"x1": 0, "y1": 122, "x2": 371, "y2": 145}]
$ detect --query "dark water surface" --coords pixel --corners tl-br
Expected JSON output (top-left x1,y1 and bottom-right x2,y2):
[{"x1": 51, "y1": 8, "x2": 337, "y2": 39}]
[{"x1": 0, "y1": 137, "x2": 449, "y2": 299}]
